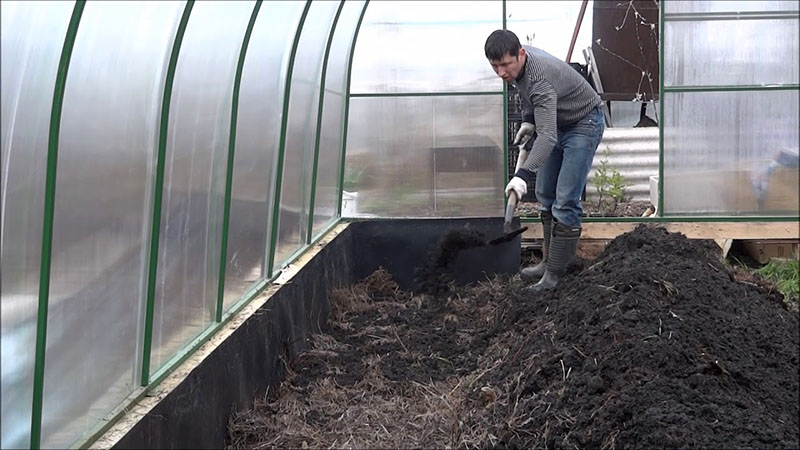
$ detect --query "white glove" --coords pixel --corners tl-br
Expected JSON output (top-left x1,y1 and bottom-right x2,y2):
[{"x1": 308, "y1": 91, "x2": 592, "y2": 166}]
[
  {"x1": 505, "y1": 176, "x2": 527, "y2": 200},
  {"x1": 513, "y1": 122, "x2": 535, "y2": 145}
]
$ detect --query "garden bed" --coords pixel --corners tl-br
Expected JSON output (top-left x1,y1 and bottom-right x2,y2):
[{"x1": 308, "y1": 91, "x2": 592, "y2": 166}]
[
  {"x1": 517, "y1": 200, "x2": 653, "y2": 218},
  {"x1": 227, "y1": 225, "x2": 799, "y2": 449}
]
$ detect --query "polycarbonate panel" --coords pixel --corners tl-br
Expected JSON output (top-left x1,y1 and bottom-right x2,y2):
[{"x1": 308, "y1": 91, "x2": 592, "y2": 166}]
[
  {"x1": 506, "y1": 1, "x2": 594, "y2": 63},
  {"x1": 1, "y1": 3, "x2": 74, "y2": 448},
  {"x1": 43, "y1": 2, "x2": 182, "y2": 447},
  {"x1": 344, "y1": 95, "x2": 505, "y2": 218},
  {"x1": 665, "y1": 1, "x2": 799, "y2": 14},
  {"x1": 311, "y1": 0, "x2": 366, "y2": 238},
  {"x1": 274, "y1": 1, "x2": 339, "y2": 269},
  {"x1": 350, "y1": 1, "x2": 502, "y2": 93},
  {"x1": 663, "y1": 90, "x2": 799, "y2": 216},
  {"x1": 152, "y1": 1, "x2": 253, "y2": 376},
  {"x1": 224, "y1": 1, "x2": 305, "y2": 310},
  {"x1": 664, "y1": 19, "x2": 799, "y2": 86}
]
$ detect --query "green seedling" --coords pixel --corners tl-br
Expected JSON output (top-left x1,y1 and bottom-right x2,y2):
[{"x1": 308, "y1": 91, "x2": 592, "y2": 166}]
[{"x1": 593, "y1": 146, "x2": 629, "y2": 215}]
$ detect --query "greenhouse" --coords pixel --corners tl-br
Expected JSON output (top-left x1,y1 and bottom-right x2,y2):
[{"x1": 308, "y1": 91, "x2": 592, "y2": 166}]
[{"x1": 1, "y1": 0, "x2": 798, "y2": 449}]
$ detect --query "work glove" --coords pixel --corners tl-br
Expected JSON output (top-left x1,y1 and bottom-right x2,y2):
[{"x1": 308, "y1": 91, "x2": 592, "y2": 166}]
[
  {"x1": 505, "y1": 176, "x2": 527, "y2": 200},
  {"x1": 513, "y1": 122, "x2": 535, "y2": 146}
]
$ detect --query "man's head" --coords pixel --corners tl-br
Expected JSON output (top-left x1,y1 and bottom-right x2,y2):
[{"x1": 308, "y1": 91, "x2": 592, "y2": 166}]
[{"x1": 485, "y1": 30, "x2": 526, "y2": 82}]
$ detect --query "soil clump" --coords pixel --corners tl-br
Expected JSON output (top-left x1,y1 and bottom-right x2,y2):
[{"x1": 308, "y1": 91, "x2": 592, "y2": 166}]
[
  {"x1": 227, "y1": 224, "x2": 799, "y2": 449},
  {"x1": 413, "y1": 227, "x2": 488, "y2": 296}
]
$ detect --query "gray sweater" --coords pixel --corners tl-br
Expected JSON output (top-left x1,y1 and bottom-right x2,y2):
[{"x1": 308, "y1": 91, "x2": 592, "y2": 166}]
[{"x1": 510, "y1": 45, "x2": 602, "y2": 183}]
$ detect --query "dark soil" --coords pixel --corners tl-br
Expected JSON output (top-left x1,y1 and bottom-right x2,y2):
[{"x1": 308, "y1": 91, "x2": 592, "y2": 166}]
[
  {"x1": 413, "y1": 227, "x2": 488, "y2": 296},
  {"x1": 227, "y1": 224, "x2": 799, "y2": 449}
]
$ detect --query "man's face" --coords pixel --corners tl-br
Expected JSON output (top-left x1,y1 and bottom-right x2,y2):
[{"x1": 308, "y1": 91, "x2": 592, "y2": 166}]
[{"x1": 489, "y1": 48, "x2": 525, "y2": 82}]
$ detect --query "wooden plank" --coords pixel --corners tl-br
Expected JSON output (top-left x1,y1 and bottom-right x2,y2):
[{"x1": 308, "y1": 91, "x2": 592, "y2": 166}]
[
  {"x1": 522, "y1": 221, "x2": 800, "y2": 240},
  {"x1": 742, "y1": 240, "x2": 799, "y2": 263}
]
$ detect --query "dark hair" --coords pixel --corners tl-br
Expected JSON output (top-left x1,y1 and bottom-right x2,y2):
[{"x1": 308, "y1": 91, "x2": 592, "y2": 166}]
[{"x1": 484, "y1": 29, "x2": 521, "y2": 61}]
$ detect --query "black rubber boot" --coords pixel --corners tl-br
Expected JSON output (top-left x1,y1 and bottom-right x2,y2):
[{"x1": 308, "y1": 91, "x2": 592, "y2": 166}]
[
  {"x1": 520, "y1": 211, "x2": 552, "y2": 282},
  {"x1": 527, "y1": 220, "x2": 581, "y2": 292}
]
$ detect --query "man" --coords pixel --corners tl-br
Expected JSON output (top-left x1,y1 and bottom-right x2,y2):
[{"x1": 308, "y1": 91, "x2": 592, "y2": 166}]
[{"x1": 485, "y1": 29, "x2": 605, "y2": 292}]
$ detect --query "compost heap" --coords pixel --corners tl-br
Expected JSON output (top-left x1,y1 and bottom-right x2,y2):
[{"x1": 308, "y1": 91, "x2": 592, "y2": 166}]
[{"x1": 227, "y1": 225, "x2": 799, "y2": 449}]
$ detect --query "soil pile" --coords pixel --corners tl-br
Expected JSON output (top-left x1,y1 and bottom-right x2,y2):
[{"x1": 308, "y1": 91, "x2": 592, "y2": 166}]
[{"x1": 227, "y1": 224, "x2": 799, "y2": 449}]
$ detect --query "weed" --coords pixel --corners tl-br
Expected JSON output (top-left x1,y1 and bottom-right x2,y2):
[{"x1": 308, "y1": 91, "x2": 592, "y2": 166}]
[{"x1": 757, "y1": 259, "x2": 799, "y2": 304}]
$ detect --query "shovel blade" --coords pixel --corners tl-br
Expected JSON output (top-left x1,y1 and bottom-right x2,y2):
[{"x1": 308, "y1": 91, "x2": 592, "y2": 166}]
[{"x1": 488, "y1": 226, "x2": 528, "y2": 246}]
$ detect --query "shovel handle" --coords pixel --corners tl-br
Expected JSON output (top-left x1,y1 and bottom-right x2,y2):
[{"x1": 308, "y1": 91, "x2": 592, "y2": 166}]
[{"x1": 504, "y1": 191, "x2": 518, "y2": 229}]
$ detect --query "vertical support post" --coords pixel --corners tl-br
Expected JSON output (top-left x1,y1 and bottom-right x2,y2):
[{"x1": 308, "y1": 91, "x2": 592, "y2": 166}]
[
  {"x1": 336, "y1": 0, "x2": 370, "y2": 217},
  {"x1": 566, "y1": 0, "x2": 589, "y2": 62},
  {"x1": 141, "y1": 0, "x2": 194, "y2": 386},
  {"x1": 658, "y1": 0, "x2": 665, "y2": 217},
  {"x1": 31, "y1": 2, "x2": 85, "y2": 448},
  {"x1": 583, "y1": 47, "x2": 613, "y2": 127},
  {"x1": 268, "y1": 0, "x2": 313, "y2": 278},
  {"x1": 502, "y1": 0, "x2": 509, "y2": 198},
  {"x1": 307, "y1": 1, "x2": 346, "y2": 244},
  {"x1": 216, "y1": 0, "x2": 262, "y2": 322}
]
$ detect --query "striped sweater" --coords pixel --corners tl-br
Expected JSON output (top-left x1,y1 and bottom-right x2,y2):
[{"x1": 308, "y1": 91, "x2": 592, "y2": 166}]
[{"x1": 510, "y1": 45, "x2": 602, "y2": 183}]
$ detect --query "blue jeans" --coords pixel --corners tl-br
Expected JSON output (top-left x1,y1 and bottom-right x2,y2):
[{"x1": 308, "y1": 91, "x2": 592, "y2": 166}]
[{"x1": 534, "y1": 106, "x2": 605, "y2": 227}]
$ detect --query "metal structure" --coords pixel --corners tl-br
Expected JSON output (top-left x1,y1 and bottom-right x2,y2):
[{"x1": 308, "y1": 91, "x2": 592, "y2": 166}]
[{"x1": 1, "y1": 1, "x2": 798, "y2": 449}]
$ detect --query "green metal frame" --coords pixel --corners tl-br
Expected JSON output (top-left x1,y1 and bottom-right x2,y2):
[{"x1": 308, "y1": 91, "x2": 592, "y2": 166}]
[
  {"x1": 31, "y1": 2, "x2": 85, "y2": 448},
  {"x1": 664, "y1": 84, "x2": 800, "y2": 93},
  {"x1": 151, "y1": 219, "x2": 344, "y2": 391},
  {"x1": 338, "y1": 1, "x2": 507, "y2": 214},
  {"x1": 349, "y1": 91, "x2": 504, "y2": 97},
  {"x1": 142, "y1": 0, "x2": 276, "y2": 390},
  {"x1": 502, "y1": 0, "x2": 509, "y2": 204},
  {"x1": 659, "y1": 2, "x2": 799, "y2": 221},
  {"x1": 664, "y1": 10, "x2": 799, "y2": 22},
  {"x1": 311, "y1": 216, "x2": 345, "y2": 248},
  {"x1": 307, "y1": 0, "x2": 346, "y2": 244},
  {"x1": 336, "y1": 0, "x2": 369, "y2": 216},
  {"x1": 216, "y1": 0, "x2": 262, "y2": 323},
  {"x1": 658, "y1": 0, "x2": 664, "y2": 217},
  {"x1": 267, "y1": 0, "x2": 312, "y2": 278},
  {"x1": 22, "y1": 0, "x2": 799, "y2": 447},
  {"x1": 141, "y1": 0, "x2": 194, "y2": 388}
]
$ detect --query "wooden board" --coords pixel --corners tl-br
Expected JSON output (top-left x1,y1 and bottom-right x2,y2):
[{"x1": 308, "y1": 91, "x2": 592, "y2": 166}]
[
  {"x1": 742, "y1": 240, "x2": 800, "y2": 264},
  {"x1": 522, "y1": 221, "x2": 800, "y2": 241}
]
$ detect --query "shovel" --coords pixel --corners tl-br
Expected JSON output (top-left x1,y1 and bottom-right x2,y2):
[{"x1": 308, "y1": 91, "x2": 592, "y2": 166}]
[
  {"x1": 487, "y1": 142, "x2": 531, "y2": 245},
  {"x1": 487, "y1": 190, "x2": 528, "y2": 245}
]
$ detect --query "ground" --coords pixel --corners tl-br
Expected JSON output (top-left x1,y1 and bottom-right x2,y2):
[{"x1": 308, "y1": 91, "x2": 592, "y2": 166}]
[{"x1": 226, "y1": 225, "x2": 799, "y2": 449}]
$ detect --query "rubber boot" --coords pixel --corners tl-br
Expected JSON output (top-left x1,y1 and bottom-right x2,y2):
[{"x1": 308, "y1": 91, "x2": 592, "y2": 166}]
[
  {"x1": 527, "y1": 220, "x2": 581, "y2": 292},
  {"x1": 520, "y1": 211, "x2": 552, "y2": 282}
]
